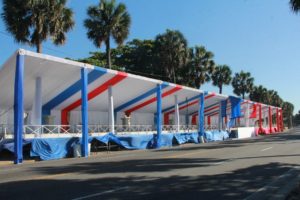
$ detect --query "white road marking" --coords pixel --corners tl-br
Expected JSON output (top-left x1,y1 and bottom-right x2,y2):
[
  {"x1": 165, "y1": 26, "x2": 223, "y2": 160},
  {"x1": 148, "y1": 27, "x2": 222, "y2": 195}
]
[
  {"x1": 71, "y1": 187, "x2": 128, "y2": 200},
  {"x1": 212, "y1": 161, "x2": 225, "y2": 165},
  {"x1": 261, "y1": 147, "x2": 273, "y2": 152}
]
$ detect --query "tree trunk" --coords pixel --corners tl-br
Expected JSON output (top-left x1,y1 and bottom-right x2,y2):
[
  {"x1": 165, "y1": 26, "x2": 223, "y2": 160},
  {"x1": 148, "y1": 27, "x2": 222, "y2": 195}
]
[
  {"x1": 36, "y1": 41, "x2": 42, "y2": 53},
  {"x1": 242, "y1": 93, "x2": 245, "y2": 99},
  {"x1": 219, "y1": 84, "x2": 222, "y2": 94},
  {"x1": 105, "y1": 38, "x2": 111, "y2": 69}
]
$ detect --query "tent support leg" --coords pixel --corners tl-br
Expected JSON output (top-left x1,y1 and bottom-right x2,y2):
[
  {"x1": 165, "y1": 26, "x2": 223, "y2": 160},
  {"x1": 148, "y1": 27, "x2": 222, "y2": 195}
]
[
  {"x1": 156, "y1": 84, "x2": 162, "y2": 148},
  {"x1": 81, "y1": 68, "x2": 89, "y2": 157},
  {"x1": 198, "y1": 92, "x2": 205, "y2": 143},
  {"x1": 108, "y1": 86, "x2": 115, "y2": 134},
  {"x1": 14, "y1": 51, "x2": 24, "y2": 164},
  {"x1": 174, "y1": 95, "x2": 180, "y2": 133}
]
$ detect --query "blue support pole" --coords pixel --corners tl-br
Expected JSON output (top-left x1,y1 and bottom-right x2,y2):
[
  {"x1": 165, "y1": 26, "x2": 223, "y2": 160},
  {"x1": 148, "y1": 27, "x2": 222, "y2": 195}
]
[
  {"x1": 81, "y1": 68, "x2": 89, "y2": 157},
  {"x1": 198, "y1": 92, "x2": 205, "y2": 143},
  {"x1": 14, "y1": 52, "x2": 24, "y2": 164},
  {"x1": 156, "y1": 84, "x2": 162, "y2": 148}
]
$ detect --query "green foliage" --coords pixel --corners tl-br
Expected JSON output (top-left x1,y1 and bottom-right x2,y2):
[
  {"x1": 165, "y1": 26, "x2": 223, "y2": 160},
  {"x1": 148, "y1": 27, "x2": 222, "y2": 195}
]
[
  {"x1": 249, "y1": 85, "x2": 283, "y2": 107},
  {"x1": 154, "y1": 29, "x2": 189, "y2": 83},
  {"x1": 293, "y1": 110, "x2": 300, "y2": 126},
  {"x1": 283, "y1": 101, "x2": 294, "y2": 128},
  {"x1": 232, "y1": 71, "x2": 254, "y2": 99},
  {"x1": 290, "y1": 0, "x2": 300, "y2": 13},
  {"x1": 186, "y1": 46, "x2": 215, "y2": 89},
  {"x1": 2, "y1": 0, "x2": 74, "y2": 53},
  {"x1": 84, "y1": 0, "x2": 131, "y2": 69},
  {"x1": 115, "y1": 39, "x2": 163, "y2": 79},
  {"x1": 211, "y1": 65, "x2": 232, "y2": 94}
]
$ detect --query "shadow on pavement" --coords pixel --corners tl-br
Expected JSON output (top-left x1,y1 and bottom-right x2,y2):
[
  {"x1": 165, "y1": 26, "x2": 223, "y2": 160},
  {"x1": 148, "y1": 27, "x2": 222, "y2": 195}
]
[{"x1": 0, "y1": 162, "x2": 298, "y2": 200}]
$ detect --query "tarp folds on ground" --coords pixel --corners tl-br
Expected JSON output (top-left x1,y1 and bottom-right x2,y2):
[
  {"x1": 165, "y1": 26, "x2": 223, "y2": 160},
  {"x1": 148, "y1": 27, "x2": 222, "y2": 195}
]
[
  {"x1": 0, "y1": 132, "x2": 201, "y2": 161},
  {"x1": 204, "y1": 130, "x2": 229, "y2": 142},
  {"x1": 30, "y1": 137, "x2": 79, "y2": 160},
  {"x1": 0, "y1": 139, "x2": 31, "y2": 153}
]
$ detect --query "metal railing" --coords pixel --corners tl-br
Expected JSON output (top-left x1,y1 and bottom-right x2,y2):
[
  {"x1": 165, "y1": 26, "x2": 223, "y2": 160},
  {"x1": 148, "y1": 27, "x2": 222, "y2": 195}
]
[{"x1": 0, "y1": 124, "x2": 218, "y2": 139}]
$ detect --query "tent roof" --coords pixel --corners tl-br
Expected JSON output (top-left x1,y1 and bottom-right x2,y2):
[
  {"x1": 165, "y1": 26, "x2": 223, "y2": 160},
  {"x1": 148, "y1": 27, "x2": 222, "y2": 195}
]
[{"x1": 0, "y1": 49, "x2": 279, "y2": 116}]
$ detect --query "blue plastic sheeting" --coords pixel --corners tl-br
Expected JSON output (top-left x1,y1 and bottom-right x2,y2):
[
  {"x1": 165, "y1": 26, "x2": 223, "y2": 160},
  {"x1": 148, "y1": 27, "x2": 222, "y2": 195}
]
[
  {"x1": 91, "y1": 133, "x2": 154, "y2": 150},
  {"x1": 205, "y1": 130, "x2": 229, "y2": 142},
  {"x1": 0, "y1": 139, "x2": 31, "y2": 153},
  {"x1": 0, "y1": 132, "x2": 201, "y2": 161},
  {"x1": 229, "y1": 96, "x2": 242, "y2": 119},
  {"x1": 30, "y1": 137, "x2": 79, "y2": 160},
  {"x1": 91, "y1": 133, "x2": 198, "y2": 149},
  {"x1": 174, "y1": 132, "x2": 199, "y2": 144}
]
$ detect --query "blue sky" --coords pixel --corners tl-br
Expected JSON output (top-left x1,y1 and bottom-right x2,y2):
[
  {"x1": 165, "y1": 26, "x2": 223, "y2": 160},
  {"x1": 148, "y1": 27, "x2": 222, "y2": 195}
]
[{"x1": 0, "y1": 0, "x2": 299, "y2": 113}]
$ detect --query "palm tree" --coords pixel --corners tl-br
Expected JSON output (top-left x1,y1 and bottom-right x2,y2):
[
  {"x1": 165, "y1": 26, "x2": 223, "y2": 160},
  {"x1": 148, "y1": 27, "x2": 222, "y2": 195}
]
[
  {"x1": 282, "y1": 101, "x2": 294, "y2": 128},
  {"x1": 155, "y1": 29, "x2": 189, "y2": 83},
  {"x1": 290, "y1": 0, "x2": 300, "y2": 13},
  {"x1": 211, "y1": 65, "x2": 232, "y2": 94},
  {"x1": 249, "y1": 85, "x2": 267, "y2": 103},
  {"x1": 188, "y1": 46, "x2": 215, "y2": 88},
  {"x1": 84, "y1": 0, "x2": 131, "y2": 69},
  {"x1": 2, "y1": 0, "x2": 74, "y2": 53},
  {"x1": 232, "y1": 71, "x2": 254, "y2": 99}
]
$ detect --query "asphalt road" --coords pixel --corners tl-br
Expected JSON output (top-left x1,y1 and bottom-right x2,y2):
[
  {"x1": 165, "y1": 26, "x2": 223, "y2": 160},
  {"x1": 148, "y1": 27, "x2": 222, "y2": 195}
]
[{"x1": 1, "y1": 129, "x2": 300, "y2": 200}]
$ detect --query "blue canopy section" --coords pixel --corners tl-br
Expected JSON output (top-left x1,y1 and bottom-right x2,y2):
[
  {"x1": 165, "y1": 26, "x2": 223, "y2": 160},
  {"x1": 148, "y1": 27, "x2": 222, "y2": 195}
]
[
  {"x1": 229, "y1": 96, "x2": 242, "y2": 119},
  {"x1": 205, "y1": 130, "x2": 229, "y2": 142}
]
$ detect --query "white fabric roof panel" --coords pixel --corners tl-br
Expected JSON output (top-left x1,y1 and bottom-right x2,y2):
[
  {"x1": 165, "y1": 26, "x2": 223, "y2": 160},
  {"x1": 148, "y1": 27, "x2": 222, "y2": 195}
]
[{"x1": 0, "y1": 49, "x2": 279, "y2": 117}]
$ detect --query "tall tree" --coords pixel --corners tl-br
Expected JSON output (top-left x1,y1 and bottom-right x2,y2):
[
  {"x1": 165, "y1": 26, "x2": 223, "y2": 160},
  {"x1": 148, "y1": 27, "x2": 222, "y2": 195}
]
[
  {"x1": 155, "y1": 29, "x2": 189, "y2": 83},
  {"x1": 84, "y1": 0, "x2": 131, "y2": 69},
  {"x1": 187, "y1": 46, "x2": 215, "y2": 88},
  {"x1": 211, "y1": 65, "x2": 232, "y2": 94},
  {"x1": 232, "y1": 71, "x2": 254, "y2": 99},
  {"x1": 290, "y1": 0, "x2": 300, "y2": 13},
  {"x1": 249, "y1": 85, "x2": 268, "y2": 103},
  {"x1": 2, "y1": 0, "x2": 74, "y2": 53},
  {"x1": 282, "y1": 101, "x2": 294, "y2": 129},
  {"x1": 116, "y1": 39, "x2": 161, "y2": 78}
]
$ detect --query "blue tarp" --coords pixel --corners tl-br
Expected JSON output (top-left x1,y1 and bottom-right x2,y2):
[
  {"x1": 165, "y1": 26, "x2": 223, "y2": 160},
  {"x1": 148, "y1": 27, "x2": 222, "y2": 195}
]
[
  {"x1": 174, "y1": 132, "x2": 199, "y2": 144},
  {"x1": 229, "y1": 96, "x2": 242, "y2": 119},
  {"x1": 205, "y1": 130, "x2": 229, "y2": 142},
  {"x1": 0, "y1": 139, "x2": 31, "y2": 153},
  {"x1": 0, "y1": 132, "x2": 226, "y2": 161},
  {"x1": 92, "y1": 133, "x2": 154, "y2": 149},
  {"x1": 30, "y1": 137, "x2": 79, "y2": 160}
]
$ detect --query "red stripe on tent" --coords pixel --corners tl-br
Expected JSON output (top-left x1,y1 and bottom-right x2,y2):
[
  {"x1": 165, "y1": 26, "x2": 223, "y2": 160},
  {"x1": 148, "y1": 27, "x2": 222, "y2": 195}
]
[
  {"x1": 164, "y1": 113, "x2": 170, "y2": 125},
  {"x1": 192, "y1": 114, "x2": 197, "y2": 125},
  {"x1": 125, "y1": 85, "x2": 182, "y2": 116},
  {"x1": 61, "y1": 72, "x2": 128, "y2": 125},
  {"x1": 250, "y1": 103, "x2": 257, "y2": 119},
  {"x1": 208, "y1": 116, "x2": 211, "y2": 125},
  {"x1": 205, "y1": 105, "x2": 219, "y2": 113},
  {"x1": 205, "y1": 93, "x2": 216, "y2": 100}
]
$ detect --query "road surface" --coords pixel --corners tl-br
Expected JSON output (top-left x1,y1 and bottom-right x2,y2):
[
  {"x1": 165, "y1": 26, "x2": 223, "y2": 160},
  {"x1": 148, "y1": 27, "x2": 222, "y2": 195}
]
[{"x1": 1, "y1": 129, "x2": 300, "y2": 200}]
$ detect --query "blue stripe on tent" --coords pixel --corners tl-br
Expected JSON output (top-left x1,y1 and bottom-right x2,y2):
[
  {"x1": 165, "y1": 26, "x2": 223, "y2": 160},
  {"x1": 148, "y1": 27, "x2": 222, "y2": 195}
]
[
  {"x1": 189, "y1": 102, "x2": 220, "y2": 116},
  {"x1": 205, "y1": 110, "x2": 219, "y2": 116},
  {"x1": 162, "y1": 95, "x2": 200, "y2": 113},
  {"x1": 114, "y1": 82, "x2": 169, "y2": 113},
  {"x1": 42, "y1": 68, "x2": 107, "y2": 114}
]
